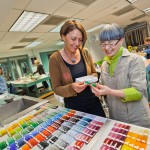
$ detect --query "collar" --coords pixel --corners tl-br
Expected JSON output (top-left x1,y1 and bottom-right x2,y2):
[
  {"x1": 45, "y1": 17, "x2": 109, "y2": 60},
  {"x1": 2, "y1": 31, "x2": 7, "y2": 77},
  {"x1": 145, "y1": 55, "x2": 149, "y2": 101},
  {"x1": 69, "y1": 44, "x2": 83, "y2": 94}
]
[{"x1": 104, "y1": 47, "x2": 123, "y2": 64}]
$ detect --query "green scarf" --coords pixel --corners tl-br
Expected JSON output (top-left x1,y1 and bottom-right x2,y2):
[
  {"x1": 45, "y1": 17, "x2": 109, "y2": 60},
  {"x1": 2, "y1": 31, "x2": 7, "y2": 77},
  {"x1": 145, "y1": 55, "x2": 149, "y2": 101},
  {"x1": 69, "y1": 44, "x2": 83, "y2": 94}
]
[{"x1": 104, "y1": 47, "x2": 123, "y2": 77}]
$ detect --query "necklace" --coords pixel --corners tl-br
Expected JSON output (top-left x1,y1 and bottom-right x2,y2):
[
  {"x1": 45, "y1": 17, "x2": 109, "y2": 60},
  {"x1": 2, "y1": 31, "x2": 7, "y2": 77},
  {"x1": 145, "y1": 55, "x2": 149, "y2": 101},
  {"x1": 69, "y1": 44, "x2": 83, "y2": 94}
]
[{"x1": 64, "y1": 48, "x2": 76, "y2": 63}]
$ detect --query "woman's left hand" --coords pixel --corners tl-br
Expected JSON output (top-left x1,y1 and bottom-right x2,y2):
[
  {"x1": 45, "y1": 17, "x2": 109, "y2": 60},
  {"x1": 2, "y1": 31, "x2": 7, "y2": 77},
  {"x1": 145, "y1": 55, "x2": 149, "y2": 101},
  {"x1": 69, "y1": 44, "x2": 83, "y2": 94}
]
[
  {"x1": 72, "y1": 82, "x2": 88, "y2": 93},
  {"x1": 91, "y1": 83, "x2": 112, "y2": 97}
]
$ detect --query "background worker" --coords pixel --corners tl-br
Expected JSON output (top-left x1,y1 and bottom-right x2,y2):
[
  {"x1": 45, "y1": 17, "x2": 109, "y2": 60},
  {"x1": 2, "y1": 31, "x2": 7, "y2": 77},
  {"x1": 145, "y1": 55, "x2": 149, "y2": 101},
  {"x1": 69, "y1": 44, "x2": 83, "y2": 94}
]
[{"x1": 33, "y1": 60, "x2": 49, "y2": 89}]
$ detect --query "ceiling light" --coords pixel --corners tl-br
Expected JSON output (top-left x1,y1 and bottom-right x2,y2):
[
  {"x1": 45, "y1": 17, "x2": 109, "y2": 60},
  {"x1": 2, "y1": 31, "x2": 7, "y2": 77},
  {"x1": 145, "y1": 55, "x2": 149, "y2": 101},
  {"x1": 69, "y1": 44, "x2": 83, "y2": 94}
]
[
  {"x1": 87, "y1": 24, "x2": 107, "y2": 32},
  {"x1": 127, "y1": 0, "x2": 139, "y2": 3},
  {"x1": 26, "y1": 42, "x2": 43, "y2": 48},
  {"x1": 50, "y1": 18, "x2": 82, "y2": 33},
  {"x1": 143, "y1": 8, "x2": 150, "y2": 13},
  {"x1": 9, "y1": 11, "x2": 48, "y2": 32}
]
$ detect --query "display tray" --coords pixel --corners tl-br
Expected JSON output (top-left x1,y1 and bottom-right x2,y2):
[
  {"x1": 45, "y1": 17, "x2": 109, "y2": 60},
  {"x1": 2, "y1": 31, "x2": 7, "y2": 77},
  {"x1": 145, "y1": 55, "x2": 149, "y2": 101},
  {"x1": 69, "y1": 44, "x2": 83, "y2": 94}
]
[{"x1": 0, "y1": 101, "x2": 150, "y2": 150}]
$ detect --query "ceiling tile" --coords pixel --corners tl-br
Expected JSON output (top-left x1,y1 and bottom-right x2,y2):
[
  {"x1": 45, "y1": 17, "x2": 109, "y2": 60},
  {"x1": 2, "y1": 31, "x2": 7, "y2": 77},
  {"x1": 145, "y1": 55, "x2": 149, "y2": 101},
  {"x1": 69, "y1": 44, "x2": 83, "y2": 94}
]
[
  {"x1": 0, "y1": 0, "x2": 16, "y2": 28},
  {"x1": 13, "y1": 0, "x2": 31, "y2": 9},
  {"x1": 0, "y1": 9, "x2": 22, "y2": 32},
  {"x1": 1, "y1": 32, "x2": 28, "y2": 43},
  {"x1": 54, "y1": 2, "x2": 85, "y2": 17},
  {"x1": 74, "y1": 0, "x2": 119, "y2": 19},
  {"x1": 0, "y1": 32, "x2": 6, "y2": 41},
  {"x1": 87, "y1": 0, "x2": 130, "y2": 21},
  {"x1": 0, "y1": 43, "x2": 15, "y2": 50},
  {"x1": 114, "y1": 9, "x2": 144, "y2": 21},
  {"x1": 15, "y1": 42, "x2": 31, "y2": 46},
  {"x1": 112, "y1": 5, "x2": 134, "y2": 16},
  {"x1": 132, "y1": 0, "x2": 150, "y2": 10},
  {"x1": 32, "y1": 25, "x2": 56, "y2": 32},
  {"x1": 24, "y1": 33, "x2": 45, "y2": 39},
  {"x1": 130, "y1": 14, "x2": 147, "y2": 21},
  {"x1": 42, "y1": 16, "x2": 68, "y2": 25},
  {"x1": 40, "y1": 33, "x2": 60, "y2": 42},
  {"x1": 20, "y1": 38, "x2": 37, "y2": 42},
  {"x1": 25, "y1": 0, "x2": 68, "y2": 14},
  {"x1": 81, "y1": 20, "x2": 99, "y2": 31}
]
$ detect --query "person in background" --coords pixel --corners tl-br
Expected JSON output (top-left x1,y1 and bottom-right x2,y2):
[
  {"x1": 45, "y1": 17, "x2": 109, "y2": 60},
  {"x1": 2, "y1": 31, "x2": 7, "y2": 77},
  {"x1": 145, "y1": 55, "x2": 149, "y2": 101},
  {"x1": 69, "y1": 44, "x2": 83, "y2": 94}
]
[
  {"x1": 0, "y1": 67, "x2": 8, "y2": 94},
  {"x1": 0, "y1": 67, "x2": 3, "y2": 76},
  {"x1": 144, "y1": 37, "x2": 150, "y2": 59},
  {"x1": 33, "y1": 60, "x2": 49, "y2": 89},
  {"x1": 0, "y1": 66, "x2": 7, "y2": 80},
  {"x1": 49, "y1": 20, "x2": 105, "y2": 117},
  {"x1": 91, "y1": 23, "x2": 150, "y2": 128}
]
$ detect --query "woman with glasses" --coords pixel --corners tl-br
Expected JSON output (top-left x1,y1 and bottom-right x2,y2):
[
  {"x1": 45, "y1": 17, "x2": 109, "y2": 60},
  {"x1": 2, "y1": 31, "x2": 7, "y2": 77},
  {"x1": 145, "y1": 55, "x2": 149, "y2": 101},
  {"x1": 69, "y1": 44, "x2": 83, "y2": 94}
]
[
  {"x1": 91, "y1": 23, "x2": 150, "y2": 128},
  {"x1": 49, "y1": 20, "x2": 105, "y2": 117}
]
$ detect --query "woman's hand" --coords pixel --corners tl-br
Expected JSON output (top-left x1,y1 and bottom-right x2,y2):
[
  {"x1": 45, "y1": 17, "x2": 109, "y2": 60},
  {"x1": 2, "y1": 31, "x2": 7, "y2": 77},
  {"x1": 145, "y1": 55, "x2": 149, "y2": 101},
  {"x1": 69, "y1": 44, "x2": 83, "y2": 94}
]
[
  {"x1": 91, "y1": 83, "x2": 112, "y2": 97},
  {"x1": 72, "y1": 82, "x2": 87, "y2": 93}
]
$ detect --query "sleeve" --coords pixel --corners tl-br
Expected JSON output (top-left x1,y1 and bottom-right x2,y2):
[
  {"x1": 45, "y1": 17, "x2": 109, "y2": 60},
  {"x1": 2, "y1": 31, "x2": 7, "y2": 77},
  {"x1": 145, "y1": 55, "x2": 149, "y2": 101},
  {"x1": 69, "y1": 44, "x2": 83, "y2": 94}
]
[
  {"x1": 49, "y1": 54, "x2": 76, "y2": 97},
  {"x1": 144, "y1": 49, "x2": 150, "y2": 54},
  {"x1": 122, "y1": 87, "x2": 142, "y2": 102},
  {"x1": 122, "y1": 56, "x2": 147, "y2": 102},
  {"x1": 0, "y1": 76, "x2": 7, "y2": 93}
]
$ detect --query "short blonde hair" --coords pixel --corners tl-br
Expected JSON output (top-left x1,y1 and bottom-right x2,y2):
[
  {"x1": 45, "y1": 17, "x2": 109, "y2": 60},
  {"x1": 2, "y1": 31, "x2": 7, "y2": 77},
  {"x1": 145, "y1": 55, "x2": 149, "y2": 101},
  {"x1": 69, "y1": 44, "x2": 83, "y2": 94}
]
[{"x1": 34, "y1": 60, "x2": 40, "y2": 65}]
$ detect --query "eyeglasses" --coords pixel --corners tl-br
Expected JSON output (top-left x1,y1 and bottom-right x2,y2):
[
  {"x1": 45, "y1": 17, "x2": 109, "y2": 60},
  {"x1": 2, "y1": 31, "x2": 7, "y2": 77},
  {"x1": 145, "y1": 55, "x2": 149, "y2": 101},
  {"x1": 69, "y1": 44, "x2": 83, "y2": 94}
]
[{"x1": 100, "y1": 39, "x2": 120, "y2": 48}]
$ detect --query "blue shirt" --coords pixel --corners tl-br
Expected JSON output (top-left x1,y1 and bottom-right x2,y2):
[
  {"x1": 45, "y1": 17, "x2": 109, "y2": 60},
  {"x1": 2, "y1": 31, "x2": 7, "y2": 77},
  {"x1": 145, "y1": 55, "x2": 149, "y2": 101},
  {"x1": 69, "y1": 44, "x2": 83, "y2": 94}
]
[
  {"x1": 147, "y1": 64, "x2": 150, "y2": 73},
  {"x1": 0, "y1": 76, "x2": 7, "y2": 94},
  {"x1": 144, "y1": 49, "x2": 150, "y2": 54},
  {"x1": 144, "y1": 45, "x2": 150, "y2": 54}
]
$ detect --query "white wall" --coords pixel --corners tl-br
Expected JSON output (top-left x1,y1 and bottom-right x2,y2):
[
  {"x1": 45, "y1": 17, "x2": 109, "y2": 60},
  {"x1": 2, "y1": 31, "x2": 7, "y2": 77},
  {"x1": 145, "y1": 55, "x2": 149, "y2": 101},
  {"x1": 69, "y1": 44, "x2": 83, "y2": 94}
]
[
  {"x1": 87, "y1": 30, "x2": 105, "y2": 63},
  {"x1": 88, "y1": 40, "x2": 105, "y2": 63}
]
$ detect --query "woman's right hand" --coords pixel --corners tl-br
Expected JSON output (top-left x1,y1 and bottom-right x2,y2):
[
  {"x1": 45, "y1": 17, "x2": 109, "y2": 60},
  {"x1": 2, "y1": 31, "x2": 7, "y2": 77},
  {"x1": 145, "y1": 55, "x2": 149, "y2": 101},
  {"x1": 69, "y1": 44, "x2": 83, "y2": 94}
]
[
  {"x1": 72, "y1": 82, "x2": 87, "y2": 93},
  {"x1": 91, "y1": 83, "x2": 112, "y2": 97}
]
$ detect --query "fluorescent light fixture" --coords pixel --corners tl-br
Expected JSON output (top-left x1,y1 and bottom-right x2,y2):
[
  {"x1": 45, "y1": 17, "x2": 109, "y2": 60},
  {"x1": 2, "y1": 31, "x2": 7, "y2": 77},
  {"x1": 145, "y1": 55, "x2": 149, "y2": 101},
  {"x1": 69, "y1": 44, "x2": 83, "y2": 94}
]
[
  {"x1": 127, "y1": 0, "x2": 139, "y2": 3},
  {"x1": 87, "y1": 24, "x2": 107, "y2": 32},
  {"x1": 9, "y1": 11, "x2": 48, "y2": 32},
  {"x1": 50, "y1": 18, "x2": 82, "y2": 33},
  {"x1": 143, "y1": 8, "x2": 150, "y2": 13},
  {"x1": 26, "y1": 42, "x2": 43, "y2": 48}
]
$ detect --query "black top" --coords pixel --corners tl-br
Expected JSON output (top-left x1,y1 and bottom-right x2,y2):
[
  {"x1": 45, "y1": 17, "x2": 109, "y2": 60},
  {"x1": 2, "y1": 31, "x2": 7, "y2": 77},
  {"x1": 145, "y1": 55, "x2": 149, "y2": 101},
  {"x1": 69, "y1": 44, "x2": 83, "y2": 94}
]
[
  {"x1": 63, "y1": 53, "x2": 95, "y2": 102},
  {"x1": 62, "y1": 52, "x2": 106, "y2": 117},
  {"x1": 147, "y1": 54, "x2": 150, "y2": 59},
  {"x1": 64, "y1": 55, "x2": 86, "y2": 82},
  {"x1": 33, "y1": 64, "x2": 45, "y2": 75}
]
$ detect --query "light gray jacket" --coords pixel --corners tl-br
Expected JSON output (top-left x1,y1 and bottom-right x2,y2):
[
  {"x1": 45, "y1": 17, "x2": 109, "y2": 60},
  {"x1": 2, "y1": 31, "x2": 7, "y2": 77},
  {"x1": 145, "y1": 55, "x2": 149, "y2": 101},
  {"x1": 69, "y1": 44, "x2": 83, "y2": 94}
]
[{"x1": 101, "y1": 48, "x2": 150, "y2": 128}]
